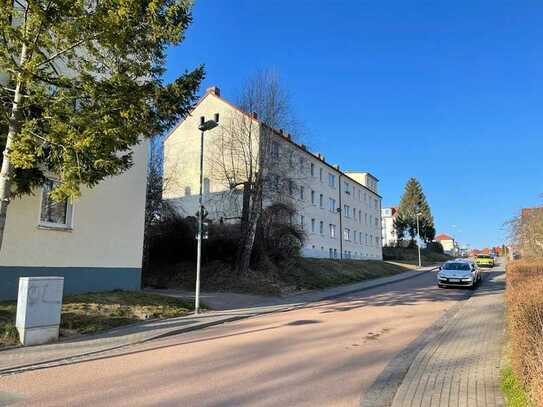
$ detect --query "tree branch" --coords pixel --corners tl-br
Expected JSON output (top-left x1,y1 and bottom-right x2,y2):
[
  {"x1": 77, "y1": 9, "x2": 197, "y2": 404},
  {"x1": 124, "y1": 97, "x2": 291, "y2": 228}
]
[{"x1": 36, "y1": 31, "x2": 104, "y2": 69}]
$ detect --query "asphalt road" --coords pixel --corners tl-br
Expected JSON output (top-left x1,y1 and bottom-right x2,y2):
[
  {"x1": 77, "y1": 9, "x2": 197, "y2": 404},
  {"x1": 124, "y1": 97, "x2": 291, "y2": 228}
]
[{"x1": 0, "y1": 269, "x2": 487, "y2": 407}]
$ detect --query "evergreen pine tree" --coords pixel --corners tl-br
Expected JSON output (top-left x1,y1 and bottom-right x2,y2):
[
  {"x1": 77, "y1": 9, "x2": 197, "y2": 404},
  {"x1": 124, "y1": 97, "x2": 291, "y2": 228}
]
[{"x1": 394, "y1": 177, "x2": 435, "y2": 243}]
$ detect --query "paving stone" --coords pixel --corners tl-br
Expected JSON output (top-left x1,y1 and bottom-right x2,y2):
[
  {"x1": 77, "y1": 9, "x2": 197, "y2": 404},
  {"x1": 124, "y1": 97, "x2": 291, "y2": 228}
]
[{"x1": 390, "y1": 271, "x2": 505, "y2": 407}]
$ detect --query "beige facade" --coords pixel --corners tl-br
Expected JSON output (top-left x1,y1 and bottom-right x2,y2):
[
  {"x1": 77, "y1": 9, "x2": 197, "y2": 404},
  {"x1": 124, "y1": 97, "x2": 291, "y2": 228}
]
[
  {"x1": 164, "y1": 87, "x2": 383, "y2": 260},
  {"x1": 0, "y1": 141, "x2": 148, "y2": 299}
]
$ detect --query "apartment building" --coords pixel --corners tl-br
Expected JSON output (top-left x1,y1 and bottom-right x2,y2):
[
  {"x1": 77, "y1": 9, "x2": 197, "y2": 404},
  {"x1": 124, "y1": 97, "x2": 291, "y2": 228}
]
[
  {"x1": 164, "y1": 86, "x2": 383, "y2": 260},
  {"x1": 381, "y1": 207, "x2": 399, "y2": 247}
]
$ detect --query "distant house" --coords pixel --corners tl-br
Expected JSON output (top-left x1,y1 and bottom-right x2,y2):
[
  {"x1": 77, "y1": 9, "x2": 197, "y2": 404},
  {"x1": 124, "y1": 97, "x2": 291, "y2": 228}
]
[
  {"x1": 381, "y1": 207, "x2": 399, "y2": 247},
  {"x1": 0, "y1": 143, "x2": 148, "y2": 300},
  {"x1": 435, "y1": 233, "x2": 458, "y2": 256}
]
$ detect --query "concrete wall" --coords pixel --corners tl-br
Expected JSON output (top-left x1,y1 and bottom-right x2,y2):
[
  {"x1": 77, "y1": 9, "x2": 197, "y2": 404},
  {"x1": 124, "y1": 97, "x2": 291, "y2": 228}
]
[{"x1": 0, "y1": 141, "x2": 148, "y2": 300}]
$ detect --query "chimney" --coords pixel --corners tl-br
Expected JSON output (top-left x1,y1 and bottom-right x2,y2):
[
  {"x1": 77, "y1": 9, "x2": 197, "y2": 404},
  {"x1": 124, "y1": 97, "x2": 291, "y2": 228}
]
[
  {"x1": 251, "y1": 112, "x2": 258, "y2": 119},
  {"x1": 334, "y1": 164, "x2": 340, "y2": 170},
  {"x1": 278, "y1": 129, "x2": 283, "y2": 134},
  {"x1": 300, "y1": 144, "x2": 307, "y2": 150},
  {"x1": 285, "y1": 133, "x2": 291, "y2": 140},
  {"x1": 206, "y1": 86, "x2": 220, "y2": 96}
]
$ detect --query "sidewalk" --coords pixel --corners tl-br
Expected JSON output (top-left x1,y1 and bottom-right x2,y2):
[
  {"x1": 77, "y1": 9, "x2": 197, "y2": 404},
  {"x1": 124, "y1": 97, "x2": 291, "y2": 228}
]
[
  {"x1": 364, "y1": 270, "x2": 505, "y2": 407},
  {"x1": 0, "y1": 267, "x2": 435, "y2": 375}
]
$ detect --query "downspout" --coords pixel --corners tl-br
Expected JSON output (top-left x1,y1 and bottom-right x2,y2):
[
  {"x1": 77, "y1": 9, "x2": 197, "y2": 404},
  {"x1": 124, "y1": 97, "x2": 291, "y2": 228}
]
[{"x1": 338, "y1": 174, "x2": 343, "y2": 260}]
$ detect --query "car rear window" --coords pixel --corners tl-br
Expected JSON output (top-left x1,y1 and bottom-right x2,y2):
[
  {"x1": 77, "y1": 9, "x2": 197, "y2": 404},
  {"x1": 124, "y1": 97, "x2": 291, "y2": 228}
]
[
  {"x1": 442, "y1": 262, "x2": 471, "y2": 271},
  {"x1": 477, "y1": 255, "x2": 491, "y2": 259}
]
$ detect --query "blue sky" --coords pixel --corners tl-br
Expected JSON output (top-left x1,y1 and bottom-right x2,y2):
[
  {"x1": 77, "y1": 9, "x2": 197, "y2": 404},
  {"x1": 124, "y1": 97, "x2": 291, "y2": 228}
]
[{"x1": 164, "y1": 1, "x2": 543, "y2": 249}]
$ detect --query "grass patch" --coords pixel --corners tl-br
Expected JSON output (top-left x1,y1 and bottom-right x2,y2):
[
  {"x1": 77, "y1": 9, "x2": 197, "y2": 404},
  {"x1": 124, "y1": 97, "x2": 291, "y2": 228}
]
[
  {"x1": 502, "y1": 365, "x2": 531, "y2": 407},
  {"x1": 152, "y1": 258, "x2": 411, "y2": 296},
  {"x1": 278, "y1": 258, "x2": 410, "y2": 293},
  {"x1": 383, "y1": 247, "x2": 453, "y2": 266},
  {"x1": 0, "y1": 290, "x2": 195, "y2": 348}
]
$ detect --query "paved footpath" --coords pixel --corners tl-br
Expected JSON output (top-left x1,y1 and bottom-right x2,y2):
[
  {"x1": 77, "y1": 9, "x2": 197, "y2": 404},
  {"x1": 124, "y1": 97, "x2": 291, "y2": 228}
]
[
  {"x1": 0, "y1": 267, "x2": 435, "y2": 375},
  {"x1": 389, "y1": 270, "x2": 505, "y2": 407}
]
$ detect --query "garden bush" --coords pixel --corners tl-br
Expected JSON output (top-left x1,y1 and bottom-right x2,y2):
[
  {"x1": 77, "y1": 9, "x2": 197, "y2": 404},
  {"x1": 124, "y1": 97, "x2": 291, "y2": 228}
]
[{"x1": 506, "y1": 259, "x2": 543, "y2": 406}]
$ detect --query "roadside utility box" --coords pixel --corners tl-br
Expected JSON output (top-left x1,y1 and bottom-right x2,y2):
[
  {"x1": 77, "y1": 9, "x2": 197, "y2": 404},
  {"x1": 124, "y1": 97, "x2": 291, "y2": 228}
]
[{"x1": 16, "y1": 277, "x2": 64, "y2": 346}]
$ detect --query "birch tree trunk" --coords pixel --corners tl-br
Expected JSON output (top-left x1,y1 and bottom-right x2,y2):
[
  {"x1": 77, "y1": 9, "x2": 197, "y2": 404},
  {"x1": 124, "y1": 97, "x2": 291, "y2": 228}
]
[{"x1": 0, "y1": 43, "x2": 27, "y2": 252}]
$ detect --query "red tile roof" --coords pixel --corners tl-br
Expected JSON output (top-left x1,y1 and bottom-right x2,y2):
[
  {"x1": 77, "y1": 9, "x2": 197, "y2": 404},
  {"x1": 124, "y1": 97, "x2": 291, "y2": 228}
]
[{"x1": 435, "y1": 234, "x2": 454, "y2": 241}]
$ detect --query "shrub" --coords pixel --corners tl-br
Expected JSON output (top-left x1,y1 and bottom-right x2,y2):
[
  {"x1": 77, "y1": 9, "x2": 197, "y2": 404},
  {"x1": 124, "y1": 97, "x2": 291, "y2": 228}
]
[
  {"x1": 426, "y1": 241, "x2": 444, "y2": 254},
  {"x1": 506, "y1": 259, "x2": 543, "y2": 406}
]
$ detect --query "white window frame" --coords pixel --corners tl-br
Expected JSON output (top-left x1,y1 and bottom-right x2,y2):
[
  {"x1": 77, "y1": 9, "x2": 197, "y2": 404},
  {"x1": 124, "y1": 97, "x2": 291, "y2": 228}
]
[{"x1": 38, "y1": 178, "x2": 74, "y2": 230}]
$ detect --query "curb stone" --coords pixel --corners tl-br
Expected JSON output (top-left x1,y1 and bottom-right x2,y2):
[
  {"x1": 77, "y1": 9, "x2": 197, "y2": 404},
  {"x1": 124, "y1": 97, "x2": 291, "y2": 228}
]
[
  {"x1": 361, "y1": 271, "x2": 503, "y2": 407},
  {"x1": 360, "y1": 296, "x2": 469, "y2": 407}
]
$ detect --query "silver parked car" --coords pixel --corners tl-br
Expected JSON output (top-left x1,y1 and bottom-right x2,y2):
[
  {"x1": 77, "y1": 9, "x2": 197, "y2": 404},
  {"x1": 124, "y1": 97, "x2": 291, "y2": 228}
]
[{"x1": 437, "y1": 260, "x2": 481, "y2": 289}]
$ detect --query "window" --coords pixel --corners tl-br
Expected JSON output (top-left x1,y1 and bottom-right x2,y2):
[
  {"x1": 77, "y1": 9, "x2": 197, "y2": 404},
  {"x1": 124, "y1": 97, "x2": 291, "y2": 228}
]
[
  {"x1": 376, "y1": 236, "x2": 380, "y2": 246},
  {"x1": 299, "y1": 157, "x2": 305, "y2": 173},
  {"x1": 365, "y1": 213, "x2": 368, "y2": 224},
  {"x1": 344, "y1": 205, "x2": 350, "y2": 218},
  {"x1": 310, "y1": 163, "x2": 315, "y2": 176},
  {"x1": 329, "y1": 248, "x2": 333, "y2": 258},
  {"x1": 288, "y1": 151, "x2": 295, "y2": 169},
  {"x1": 300, "y1": 185, "x2": 305, "y2": 200},
  {"x1": 311, "y1": 190, "x2": 315, "y2": 205},
  {"x1": 40, "y1": 179, "x2": 73, "y2": 228},
  {"x1": 300, "y1": 215, "x2": 305, "y2": 229},
  {"x1": 344, "y1": 181, "x2": 351, "y2": 194},
  {"x1": 374, "y1": 198, "x2": 378, "y2": 209},
  {"x1": 344, "y1": 228, "x2": 350, "y2": 241},
  {"x1": 370, "y1": 234, "x2": 373, "y2": 246},
  {"x1": 359, "y1": 210, "x2": 362, "y2": 223},
  {"x1": 329, "y1": 224, "x2": 336, "y2": 238},
  {"x1": 319, "y1": 221, "x2": 324, "y2": 234},
  {"x1": 329, "y1": 198, "x2": 336, "y2": 212},
  {"x1": 359, "y1": 231, "x2": 362, "y2": 243},
  {"x1": 319, "y1": 168, "x2": 323, "y2": 182},
  {"x1": 271, "y1": 174, "x2": 280, "y2": 192},
  {"x1": 271, "y1": 141, "x2": 279, "y2": 159},
  {"x1": 333, "y1": 249, "x2": 338, "y2": 258},
  {"x1": 184, "y1": 186, "x2": 191, "y2": 196},
  {"x1": 354, "y1": 230, "x2": 357, "y2": 242},
  {"x1": 311, "y1": 218, "x2": 316, "y2": 233},
  {"x1": 288, "y1": 180, "x2": 294, "y2": 196},
  {"x1": 328, "y1": 173, "x2": 336, "y2": 187},
  {"x1": 203, "y1": 178, "x2": 210, "y2": 195},
  {"x1": 353, "y1": 208, "x2": 357, "y2": 221},
  {"x1": 319, "y1": 194, "x2": 324, "y2": 208},
  {"x1": 365, "y1": 233, "x2": 368, "y2": 244}
]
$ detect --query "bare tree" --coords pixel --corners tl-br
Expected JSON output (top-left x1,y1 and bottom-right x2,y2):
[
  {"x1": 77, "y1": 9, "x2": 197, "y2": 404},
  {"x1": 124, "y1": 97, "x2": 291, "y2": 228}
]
[
  {"x1": 507, "y1": 207, "x2": 543, "y2": 258},
  {"x1": 209, "y1": 70, "x2": 303, "y2": 276}
]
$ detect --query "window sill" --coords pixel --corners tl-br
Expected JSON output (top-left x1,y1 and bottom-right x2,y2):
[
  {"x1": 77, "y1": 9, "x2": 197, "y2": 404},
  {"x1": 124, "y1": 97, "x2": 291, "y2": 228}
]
[{"x1": 37, "y1": 224, "x2": 73, "y2": 232}]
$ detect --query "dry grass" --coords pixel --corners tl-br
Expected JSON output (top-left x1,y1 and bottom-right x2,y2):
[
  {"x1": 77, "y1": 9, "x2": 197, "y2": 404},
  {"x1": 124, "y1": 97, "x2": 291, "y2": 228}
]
[
  {"x1": 506, "y1": 259, "x2": 543, "y2": 406},
  {"x1": 382, "y1": 247, "x2": 453, "y2": 266},
  {"x1": 0, "y1": 291, "x2": 194, "y2": 348}
]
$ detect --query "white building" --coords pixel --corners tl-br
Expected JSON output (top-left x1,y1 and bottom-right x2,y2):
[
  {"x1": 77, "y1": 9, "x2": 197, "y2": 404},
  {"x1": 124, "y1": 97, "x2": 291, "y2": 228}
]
[
  {"x1": 164, "y1": 86, "x2": 383, "y2": 260},
  {"x1": 435, "y1": 233, "x2": 458, "y2": 256},
  {"x1": 381, "y1": 207, "x2": 399, "y2": 247}
]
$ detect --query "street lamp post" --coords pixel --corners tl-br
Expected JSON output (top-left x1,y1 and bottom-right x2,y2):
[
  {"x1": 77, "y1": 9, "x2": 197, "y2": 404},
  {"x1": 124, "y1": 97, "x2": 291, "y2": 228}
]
[
  {"x1": 195, "y1": 116, "x2": 218, "y2": 315},
  {"x1": 416, "y1": 212, "x2": 422, "y2": 268}
]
